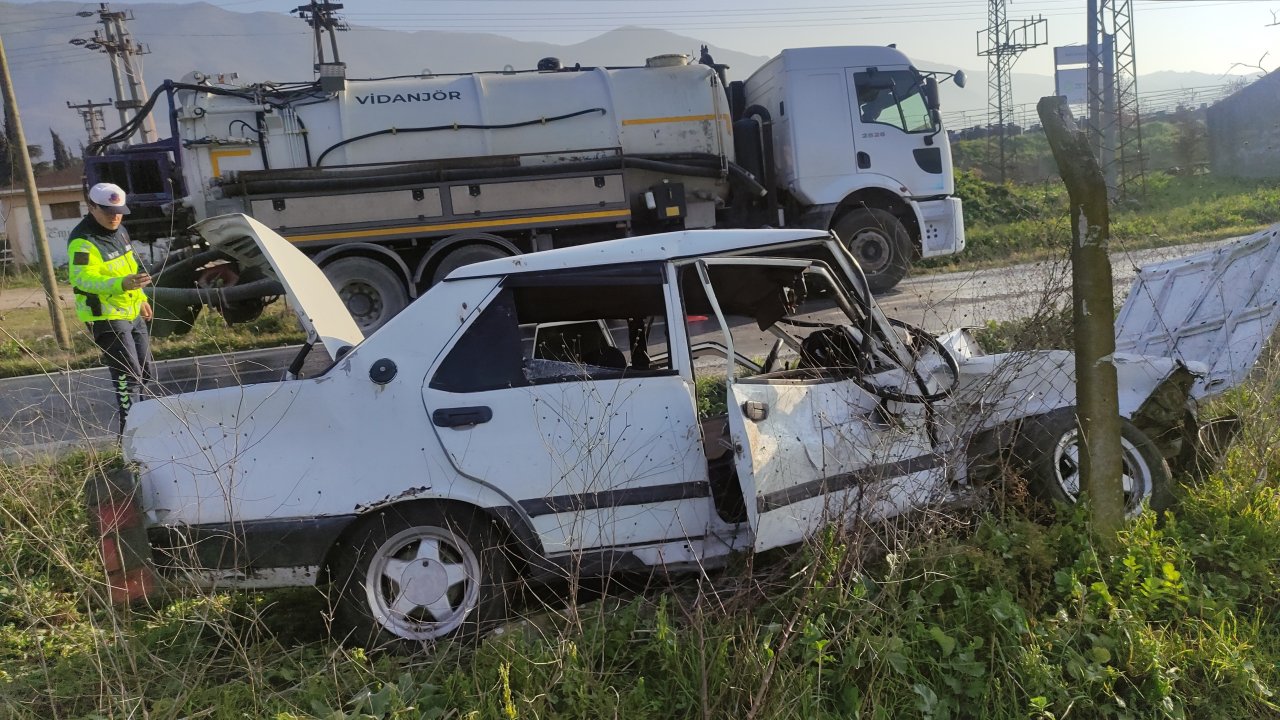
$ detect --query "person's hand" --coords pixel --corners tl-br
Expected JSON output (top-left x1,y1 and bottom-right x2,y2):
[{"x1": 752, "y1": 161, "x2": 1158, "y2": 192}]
[
  {"x1": 140, "y1": 301, "x2": 153, "y2": 322},
  {"x1": 123, "y1": 272, "x2": 152, "y2": 290}
]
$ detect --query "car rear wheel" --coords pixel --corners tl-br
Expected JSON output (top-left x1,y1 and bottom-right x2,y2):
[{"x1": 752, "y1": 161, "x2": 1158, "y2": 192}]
[
  {"x1": 1016, "y1": 409, "x2": 1172, "y2": 516},
  {"x1": 329, "y1": 504, "x2": 513, "y2": 649}
]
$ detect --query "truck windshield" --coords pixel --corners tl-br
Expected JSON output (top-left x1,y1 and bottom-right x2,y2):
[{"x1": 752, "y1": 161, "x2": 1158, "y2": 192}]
[{"x1": 853, "y1": 69, "x2": 933, "y2": 134}]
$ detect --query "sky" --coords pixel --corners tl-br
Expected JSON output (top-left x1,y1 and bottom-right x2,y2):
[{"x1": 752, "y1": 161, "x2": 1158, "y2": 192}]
[
  {"x1": 2, "y1": 0, "x2": 1278, "y2": 78},
  {"x1": 22, "y1": 0, "x2": 1269, "y2": 79}
]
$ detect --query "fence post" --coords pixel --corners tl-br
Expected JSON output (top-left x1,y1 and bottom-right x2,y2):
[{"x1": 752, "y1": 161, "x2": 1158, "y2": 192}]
[{"x1": 1037, "y1": 95, "x2": 1124, "y2": 536}]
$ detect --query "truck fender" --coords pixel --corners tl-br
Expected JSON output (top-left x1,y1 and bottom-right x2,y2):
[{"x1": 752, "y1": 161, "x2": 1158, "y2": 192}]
[
  {"x1": 813, "y1": 179, "x2": 926, "y2": 243},
  {"x1": 311, "y1": 243, "x2": 416, "y2": 298},
  {"x1": 413, "y1": 232, "x2": 521, "y2": 288}
]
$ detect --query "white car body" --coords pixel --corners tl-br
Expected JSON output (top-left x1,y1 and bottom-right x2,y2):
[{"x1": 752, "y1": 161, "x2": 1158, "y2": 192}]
[{"x1": 119, "y1": 215, "x2": 1280, "y2": 640}]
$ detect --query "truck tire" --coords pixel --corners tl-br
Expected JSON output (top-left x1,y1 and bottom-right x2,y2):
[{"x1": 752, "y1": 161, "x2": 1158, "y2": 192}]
[
  {"x1": 329, "y1": 504, "x2": 514, "y2": 650},
  {"x1": 1015, "y1": 408, "x2": 1172, "y2": 516},
  {"x1": 431, "y1": 245, "x2": 511, "y2": 285},
  {"x1": 323, "y1": 257, "x2": 408, "y2": 333},
  {"x1": 832, "y1": 208, "x2": 911, "y2": 293}
]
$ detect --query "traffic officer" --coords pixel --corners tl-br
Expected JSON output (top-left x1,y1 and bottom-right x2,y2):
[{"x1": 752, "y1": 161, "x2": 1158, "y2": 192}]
[{"x1": 67, "y1": 182, "x2": 155, "y2": 438}]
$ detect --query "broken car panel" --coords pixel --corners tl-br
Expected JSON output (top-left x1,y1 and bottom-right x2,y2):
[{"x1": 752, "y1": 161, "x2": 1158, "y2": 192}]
[{"x1": 1116, "y1": 223, "x2": 1280, "y2": 399}]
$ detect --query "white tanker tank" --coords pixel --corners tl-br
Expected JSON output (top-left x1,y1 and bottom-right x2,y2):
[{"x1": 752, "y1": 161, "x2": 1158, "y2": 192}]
[{"x1": 175, "y1": 56, "x2": 738, "y2": 223}]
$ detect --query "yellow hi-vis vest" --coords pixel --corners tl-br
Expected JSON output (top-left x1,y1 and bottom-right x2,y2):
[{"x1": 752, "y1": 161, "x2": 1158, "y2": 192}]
[{"x1": 67, "y1": 219, "x2": 147, "y2": 323}]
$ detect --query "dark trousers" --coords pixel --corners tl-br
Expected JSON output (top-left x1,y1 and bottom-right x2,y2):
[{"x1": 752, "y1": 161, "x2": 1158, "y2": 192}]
[{"x1": 90, "y1": 317, "x2": 155, "y2": 436}]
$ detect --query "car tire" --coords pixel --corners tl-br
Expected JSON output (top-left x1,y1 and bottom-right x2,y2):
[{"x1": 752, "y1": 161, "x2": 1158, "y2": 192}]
[
  {"x1": 832, "y1": 208, "x2": 912, "y2": 293},
  {"x1": 1016, "y1": 408, "x2": 1172, "y2": 516},
  {"x1": 322, "y1": 256, "x2": 408, "y2": 333},
  {"x1": 329, "y1": 504, "x2": 513, "y2": 650}
]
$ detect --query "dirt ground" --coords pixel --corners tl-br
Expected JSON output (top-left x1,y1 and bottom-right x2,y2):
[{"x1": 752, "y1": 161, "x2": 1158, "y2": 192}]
[{"x1": 0, "y1": 285, "x2": 75, "y2": 313}]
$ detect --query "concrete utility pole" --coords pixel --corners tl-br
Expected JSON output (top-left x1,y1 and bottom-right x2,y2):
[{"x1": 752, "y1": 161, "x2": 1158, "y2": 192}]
[
  {"x1": 67, "y1": 99, "x2": 112, "y2": 144},
  {"x1": 292, "y1": 0, "x2": 349, "y2": 92},
  {"x1": 70, "y1": 4, "x2": 155, "y2": 144},
  {"x1": 1038, "y1": 95, "x2": 1124, "y2": 537},
  {"x1": 0, "y1": 33, "x2": 73, "y2": 350}
]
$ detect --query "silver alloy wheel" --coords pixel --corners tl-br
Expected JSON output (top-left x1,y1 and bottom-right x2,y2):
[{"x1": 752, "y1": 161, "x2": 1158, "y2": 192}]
[
  {"x1": 1051, "y1": 428, "x2": 1155, "y2": 517},
  {"x1": 364, "y1": 525, "x2": 481, "y2": 641}
]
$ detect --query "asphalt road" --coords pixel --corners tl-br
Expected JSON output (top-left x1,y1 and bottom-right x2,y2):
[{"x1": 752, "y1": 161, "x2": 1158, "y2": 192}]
[
  {"x1": 0, "y1": 238, "x2": 1231, "y2": 461},
  {"x1": 0, "y1": 346, "x2": 334, "y2": 463},
  {"x1": 875, "y1": 240, "x2": 1226, "y2": 333}
]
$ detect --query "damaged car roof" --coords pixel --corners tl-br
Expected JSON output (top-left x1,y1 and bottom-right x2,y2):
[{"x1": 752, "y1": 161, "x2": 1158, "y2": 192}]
[{"x1": 440, "y1": 228, "x2": 832, "y2": 280}]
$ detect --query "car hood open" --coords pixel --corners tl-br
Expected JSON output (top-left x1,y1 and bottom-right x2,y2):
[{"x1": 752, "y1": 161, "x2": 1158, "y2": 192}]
[
  {"x1": 1116, "y1": 223, "x2": 1280, "y2": 399},
  {"x1": 193, "y1": 213, "x2": 364, "y2": 357}
]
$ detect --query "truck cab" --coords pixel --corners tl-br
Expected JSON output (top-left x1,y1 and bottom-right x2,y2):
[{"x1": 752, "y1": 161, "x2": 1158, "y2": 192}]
[{"x1": 742, "y1": 47, "x2": 965, "y2": 290}]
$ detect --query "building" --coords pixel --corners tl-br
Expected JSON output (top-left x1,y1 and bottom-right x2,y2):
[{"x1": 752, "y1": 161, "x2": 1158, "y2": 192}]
[
  {"x1": 0, "y1": 169, "x2": 86, "y2": 268},
  {"x1": 1206, "y1": 70, "x2": 1280, "y2": 179}
]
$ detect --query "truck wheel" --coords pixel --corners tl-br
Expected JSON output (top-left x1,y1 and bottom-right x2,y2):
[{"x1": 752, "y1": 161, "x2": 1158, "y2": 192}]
[
  {"x1": 1015, "y1": 408, "x2": 1172, "y2": 516},
  {"x1": 832, "y1": 208, "x2": 911, "y2": 293},
  {"x1": 323, "y1": 257, "x2": 408, "y2": 333},
  {"x1": 329, "y1": 504, "x2": 514, "y2": 650},
  {"x1": 431, "y1": 245, "x2": 511, "y2": 285}
]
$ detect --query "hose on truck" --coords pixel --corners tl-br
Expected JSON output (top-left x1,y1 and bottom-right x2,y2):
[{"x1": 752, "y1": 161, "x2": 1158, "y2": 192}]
[
  {"x1": 221, "y1": 154, "x2": 768, "y2": 200},
  {"x1": 88, "y1": 81, "x2": 328, "y2": 156},
  {"x1": 146, "y1": 278, "x2": 285, "y2": 310},
  {"x1": 313, "y1": 108, "x2": 610, "y2": 167}
]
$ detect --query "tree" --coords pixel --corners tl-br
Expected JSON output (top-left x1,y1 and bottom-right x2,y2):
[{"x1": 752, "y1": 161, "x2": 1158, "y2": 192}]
[
  {"x1": 1171, "y1": 107, "x2": 1207, "y2": 174},
  {"x1": 1038, "y1": 95, "x2": 1125, "y2": 539},
  {"x1": 0, "y1": 117, "x2": 13, "y2": 185},
  {"x1": 50, "y1": 129, "x2": 73, "y2": 170}
]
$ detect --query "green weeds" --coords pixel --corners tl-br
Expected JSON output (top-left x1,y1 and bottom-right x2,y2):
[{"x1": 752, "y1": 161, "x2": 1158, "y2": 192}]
[{"x1": 5, "y1": 404, "x2": 1280, "y2": 719}]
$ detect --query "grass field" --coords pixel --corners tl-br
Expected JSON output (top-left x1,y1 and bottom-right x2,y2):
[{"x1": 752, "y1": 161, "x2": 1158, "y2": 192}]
[
  {"x1": 0, "y1": 301, "x2": 306, "y2": 378},
  {"x1": 920, "y1": 172, "x2": 1280, "y2": 273},
  {"x1": 2, "y1": 364, "x2": 1278, "y2": 718}
]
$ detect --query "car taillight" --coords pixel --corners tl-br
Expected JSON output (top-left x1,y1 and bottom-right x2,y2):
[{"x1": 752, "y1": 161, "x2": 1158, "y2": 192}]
[{"x1": 86, "y1": 467, "x2": 157, "y2": 604}]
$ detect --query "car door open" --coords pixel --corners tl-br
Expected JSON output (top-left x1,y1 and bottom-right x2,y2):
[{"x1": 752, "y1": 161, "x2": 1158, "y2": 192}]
[{"x1": 686, "y1": 257, "x2": 954, "y2": 551}]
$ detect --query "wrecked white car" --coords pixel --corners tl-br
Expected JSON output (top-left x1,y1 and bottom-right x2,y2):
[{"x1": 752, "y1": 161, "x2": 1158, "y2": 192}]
[{"x1": 99, "y1": 214, "x2": 1253, "y2": 647}]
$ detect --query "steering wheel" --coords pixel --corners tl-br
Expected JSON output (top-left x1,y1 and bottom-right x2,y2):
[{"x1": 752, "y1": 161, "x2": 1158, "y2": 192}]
[
  {"x1": 798, "y1": 322, "x2": 959, "y2": 404},
  {"x1": 883, "y1": 318, "x2": 961, "y2": 402}
]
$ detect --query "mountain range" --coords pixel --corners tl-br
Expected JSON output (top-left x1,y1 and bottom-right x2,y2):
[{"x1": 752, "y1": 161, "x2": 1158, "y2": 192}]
[{"x1": 2, "y1": 1, "x2": 1250, "y2": 153}]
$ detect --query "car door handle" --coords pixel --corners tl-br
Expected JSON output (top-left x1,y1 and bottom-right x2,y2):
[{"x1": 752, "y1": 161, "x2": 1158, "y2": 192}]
[{"x1": 432, "y1": 406, "x2": 493, "y2": 428}]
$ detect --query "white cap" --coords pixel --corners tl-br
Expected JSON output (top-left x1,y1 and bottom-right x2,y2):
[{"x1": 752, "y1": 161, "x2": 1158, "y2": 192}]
[{"x1": 87, "y1": 182, "x2": 130, "y2": 215}]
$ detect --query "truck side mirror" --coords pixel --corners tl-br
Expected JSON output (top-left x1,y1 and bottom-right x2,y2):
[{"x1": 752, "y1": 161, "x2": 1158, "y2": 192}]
[{"x1": 953, "y1": 70, "x2": 967, "y2": 89}]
